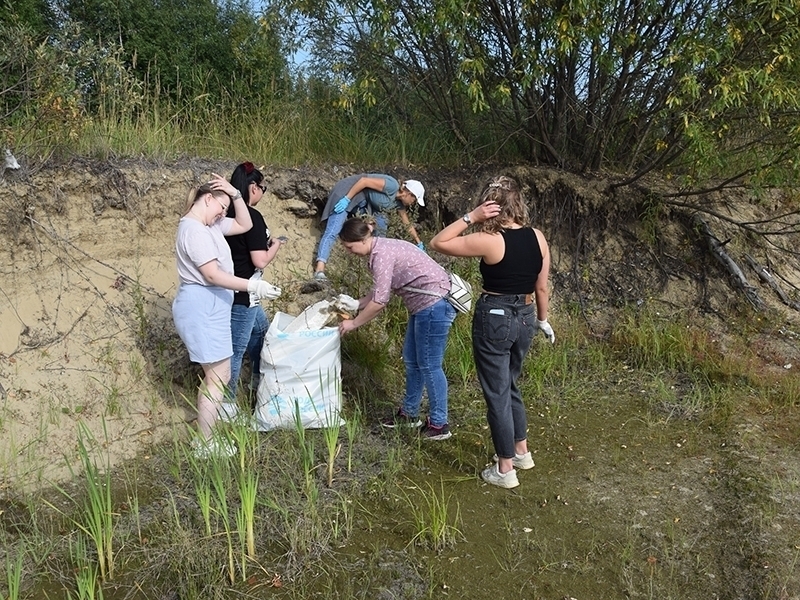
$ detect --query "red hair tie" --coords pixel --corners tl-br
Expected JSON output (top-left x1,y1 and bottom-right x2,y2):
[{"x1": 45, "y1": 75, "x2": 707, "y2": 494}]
[{"x1": 243, "y1": 161, "x2": 254, "y2": 174}]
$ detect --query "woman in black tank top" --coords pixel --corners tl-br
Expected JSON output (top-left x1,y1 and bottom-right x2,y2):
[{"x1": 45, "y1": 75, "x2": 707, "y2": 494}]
[{"x1": 430, "y1": 175, "x2": 555, "y2": 489}]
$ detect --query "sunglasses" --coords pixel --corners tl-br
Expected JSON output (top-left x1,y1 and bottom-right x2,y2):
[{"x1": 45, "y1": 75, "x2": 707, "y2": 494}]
[{"x1": 256, "y1": 183, "x2": 267, "y2": 193}]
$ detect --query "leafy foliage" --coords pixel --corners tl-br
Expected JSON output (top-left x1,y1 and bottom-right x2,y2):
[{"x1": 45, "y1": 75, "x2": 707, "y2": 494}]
[
  {"x1": 57, "y1": 0, "x2": 290, "y2": 99},
  {"x1": 272, "y1": 0, "x2": 800, "y2": 186},
  {"x1": 0, "y1": 19, "x2": 141, "y2": 155}
]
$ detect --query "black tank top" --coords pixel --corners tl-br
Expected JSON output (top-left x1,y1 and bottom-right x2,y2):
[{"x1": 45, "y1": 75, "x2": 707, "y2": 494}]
[{"x1": 480, "y1": 228, "x2": 542, "y2": 294}]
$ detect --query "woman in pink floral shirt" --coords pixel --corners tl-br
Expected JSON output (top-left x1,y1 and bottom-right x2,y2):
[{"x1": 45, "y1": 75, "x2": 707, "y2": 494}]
[{"x1": 338, "y1": 218, "x2": 456, "y2": 439}]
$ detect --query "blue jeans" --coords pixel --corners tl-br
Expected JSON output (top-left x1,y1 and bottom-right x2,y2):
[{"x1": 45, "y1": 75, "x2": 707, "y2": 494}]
[
  {"x1": 401, "y1": 298, "x2": 456, "y2": 427},
  {"x1": 316, "y1": 210, "x2": 347, "y2": 264},
  {"x1": 471, "y1": 294, "x2": 536, "y2": 458},
  {"x1": 229, "y1": 303, "x2": 269, "y2": 399},
  {"x1": 316, "y1": 204, "x2": 388, "y2": 264}
]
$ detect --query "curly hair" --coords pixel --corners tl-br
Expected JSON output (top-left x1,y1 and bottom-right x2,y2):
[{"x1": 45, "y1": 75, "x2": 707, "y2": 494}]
[{"x1": 474, "y1": 175, "x2": 529, "y2": 234}]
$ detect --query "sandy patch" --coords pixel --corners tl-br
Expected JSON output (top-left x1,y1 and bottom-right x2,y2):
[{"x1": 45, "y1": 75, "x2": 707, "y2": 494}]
[{"x1": 0, "y1": 160, "x2": 322, "y2": 488}]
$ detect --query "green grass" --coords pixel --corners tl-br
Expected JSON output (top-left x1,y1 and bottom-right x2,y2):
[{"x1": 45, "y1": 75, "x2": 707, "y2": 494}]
[
  {"x1": 3, "y1": 243, "x2": 800, "y2": 599},
  {"x1": 44, "y1": 422, "x2": 116, "y2": 582},
  {"x1": 12, "y1": 68, "x2": 464, "y2": 168},
  {"x1": 402, "y1": 478, "x2": 463, "y2": 551}
]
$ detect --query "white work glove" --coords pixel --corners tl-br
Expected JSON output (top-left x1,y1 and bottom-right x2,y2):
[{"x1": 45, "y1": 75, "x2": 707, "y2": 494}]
[
  {"x1": 247, "y1": 269, "x2": 264, "y2": 307},
  {"x1": 247, "y1": 278, "x2": 281, "y2": 300},
  {"x1": 334, "y1": 293, "x2": 360, "y2": 312},
  {"x1": 536, "y1": 319, "x2": 555, "y2": 344}
]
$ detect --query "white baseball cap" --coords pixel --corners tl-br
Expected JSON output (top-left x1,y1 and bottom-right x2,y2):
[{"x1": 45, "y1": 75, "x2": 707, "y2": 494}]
[{"x1": 404, "y1": 180, "x2": 425, "y2": 206}]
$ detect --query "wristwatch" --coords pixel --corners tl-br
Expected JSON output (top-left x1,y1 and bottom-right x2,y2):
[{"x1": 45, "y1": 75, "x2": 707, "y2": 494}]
[{"x1": 462, "y1": 213, "x2": 471, "y2": 224}]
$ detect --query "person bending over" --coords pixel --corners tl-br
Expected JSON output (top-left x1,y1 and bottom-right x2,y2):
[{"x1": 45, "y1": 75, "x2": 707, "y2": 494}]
[
  {"x1": 314, "y1": 174, "x2": 425, "y2": 281},
  {"x1": 338, "y1": 217, "x2": 456, "y2": 440}
]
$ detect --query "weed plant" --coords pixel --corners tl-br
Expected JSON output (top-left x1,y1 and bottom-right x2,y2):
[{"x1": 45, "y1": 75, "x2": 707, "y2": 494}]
[
  {"x1": 4, "y1": 547, "x2": 24, "y2": 600},
  {"x1": 45, "y1": 423, "x2": 115, "y2": 581},
  {"x1": 402, "y1": 478, "x2": 463, "y2": 551},
  {"x1": 236, "y1": 469, "x2": 258, "y2": 576},
  {"x1": 322, "y1": 409, "x2": 342, "y2": 487},
  {"x1": 344, "y1": 398, "x2": 363, "y2": 472}
]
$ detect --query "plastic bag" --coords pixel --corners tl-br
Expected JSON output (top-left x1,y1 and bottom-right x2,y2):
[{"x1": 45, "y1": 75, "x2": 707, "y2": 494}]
[{"x1": 255, "y1": 311, "x2": 344, "y2": 430}]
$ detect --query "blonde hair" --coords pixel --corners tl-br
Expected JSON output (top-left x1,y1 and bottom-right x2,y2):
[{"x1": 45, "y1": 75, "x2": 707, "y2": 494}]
[
  {"x1": 184, "y1": 183, "x2": 229, "y2": 214},
  {"x1": 474, "y1": 175, "x2": 529, "y2": 234}
]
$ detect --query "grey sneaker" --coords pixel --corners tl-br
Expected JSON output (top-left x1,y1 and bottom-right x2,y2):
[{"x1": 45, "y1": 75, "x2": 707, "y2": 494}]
[
  {"x1": 493, "y1": 451, "x2": 535, "y2": 470},
  {"x1": 481, "y1": 463, "x2": 519, "y2": 489},
  {"x1": 313, "y1": 271, "x2": 328, "y2": 281},
  {"x1": 420, "y1": 419, "x2": 452, "y2": 440},
  {"x1": 380, "y1": 409, "x2": 422, "y2": 428}
]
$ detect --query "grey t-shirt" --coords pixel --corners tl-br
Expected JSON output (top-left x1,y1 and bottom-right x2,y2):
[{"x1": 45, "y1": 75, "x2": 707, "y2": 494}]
[{"x1": 175, "y1": 216, "x2": 234, "y2": 285}]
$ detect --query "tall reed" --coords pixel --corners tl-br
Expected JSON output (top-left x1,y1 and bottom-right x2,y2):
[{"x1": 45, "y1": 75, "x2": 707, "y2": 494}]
[
  {"x1": 5, "y1": 546, "x2": 24, "y2": 600},
  {"x1": 344, "y1": 400, "x2": 363, "y2": 473},
  {"x1": 194, "y1": 474, "x2": 213, "y2": 537},
  {"x1": 237, "y1": 469, "x2": 259, "y2": 564},
  {"x1": 322, "y1": 407, "x2": 342, "y2": 487},
  {"x1": 46, "y1": 423, "x2": 115, "y2": 581},
  {"x1": 207, "y1": 455, "x2": 236, "y2": 584}
]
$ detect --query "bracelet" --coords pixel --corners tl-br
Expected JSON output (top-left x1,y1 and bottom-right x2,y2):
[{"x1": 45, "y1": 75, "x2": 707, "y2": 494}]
[{"x1": 231, "y1": 191, "x2": 243, "y2": 200}]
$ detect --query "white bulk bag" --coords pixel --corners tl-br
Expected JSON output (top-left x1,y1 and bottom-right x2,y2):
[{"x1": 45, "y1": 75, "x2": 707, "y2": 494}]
[{"x1": 255, "y1": 311, "x2": 344, "y2": 430}]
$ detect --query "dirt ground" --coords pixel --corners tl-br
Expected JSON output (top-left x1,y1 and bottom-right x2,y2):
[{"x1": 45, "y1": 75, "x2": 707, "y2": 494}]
[{"x1": 0, "y1": 157, "x2": 799, "y2": 492}]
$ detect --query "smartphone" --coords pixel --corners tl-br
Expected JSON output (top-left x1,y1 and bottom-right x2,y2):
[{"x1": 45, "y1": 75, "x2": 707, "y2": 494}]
[{"x1": 277, "y1": 236, "x2": 288, "y2": 242}]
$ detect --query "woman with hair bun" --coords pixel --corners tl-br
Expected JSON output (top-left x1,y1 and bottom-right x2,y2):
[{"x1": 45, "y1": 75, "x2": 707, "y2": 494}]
[
  {"x1": 223, "y1": 161, "x2": 285, "y2": 410},
  {"x1": 430, "y1": 175, "x2": 554, "y2": 489}
]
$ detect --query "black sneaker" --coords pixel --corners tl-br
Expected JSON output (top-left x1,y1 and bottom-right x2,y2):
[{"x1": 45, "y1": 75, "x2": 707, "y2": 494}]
[
  {"x1": 380, "y1": 409, "x2": 422, "y2": 429},
  {"x1": 420, "y1": 419, "x2": 452, "y2": 441}
]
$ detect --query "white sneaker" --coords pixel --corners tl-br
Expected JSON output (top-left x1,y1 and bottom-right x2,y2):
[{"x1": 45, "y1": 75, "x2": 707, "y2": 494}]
[
  {"x1": 191, "y1": 437, "x2": 237, "y2": 460},
  {"x1": 493, "y1": 451, "x2": 535, "y2": 470},
  {"x1": 217, "y1": 402, "x2": 240, "y2": 423},
  {"x1": 481, "y1": 464, "x2": 519, "y2": 489}
]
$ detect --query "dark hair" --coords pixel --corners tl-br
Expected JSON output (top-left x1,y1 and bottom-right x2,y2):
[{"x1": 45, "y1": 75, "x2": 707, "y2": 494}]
[
  {"x1": 339, "y1": 217, "x2": 373, "y2": 242},
  {"x1": 227, "y1": 161, "x2": 264, "y2": 216},
  {"x1": 475, "y1": 175, "x2": 529, "y2": 234}
]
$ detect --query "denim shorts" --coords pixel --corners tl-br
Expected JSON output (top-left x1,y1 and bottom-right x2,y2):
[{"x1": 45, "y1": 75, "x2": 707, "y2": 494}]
[{"x1": 173, "y1": 283, "x2": 233, "y2": 364}]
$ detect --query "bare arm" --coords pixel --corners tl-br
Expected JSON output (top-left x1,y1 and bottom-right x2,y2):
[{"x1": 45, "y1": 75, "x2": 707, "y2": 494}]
[
  {"x1": 533, "y1": 229, "x2": 550, "y2": 321},
  {"x1": 250, "y1": 238, "x2": 283, "y2": 269},
  {"x1": 198, "y1": 260, "x2": 251, "y2": 291},
  {"x1": 209, "y1": 173, "x2": 252, "y2": 236},
  {"x1": 338, "y1": 299, "x2": 386, "y2": 335},
  {"x1": 429, "y1": 200, "x2": 503, "y2": 259},
  {"x1": 397, "y1": 208, "x2": 422, "y2": 245}
]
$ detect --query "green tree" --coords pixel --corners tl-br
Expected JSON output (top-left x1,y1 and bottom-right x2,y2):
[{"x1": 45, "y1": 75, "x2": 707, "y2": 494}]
[
  {"x1": 59, "y1": 0, "x2": 289, "y2": 98},
  {"x1": 271, "y1": 0, "x2": 800, "y2": 188},
  {"x1": 0, "y1": 0, "x2": 56, "y2": 38}
]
